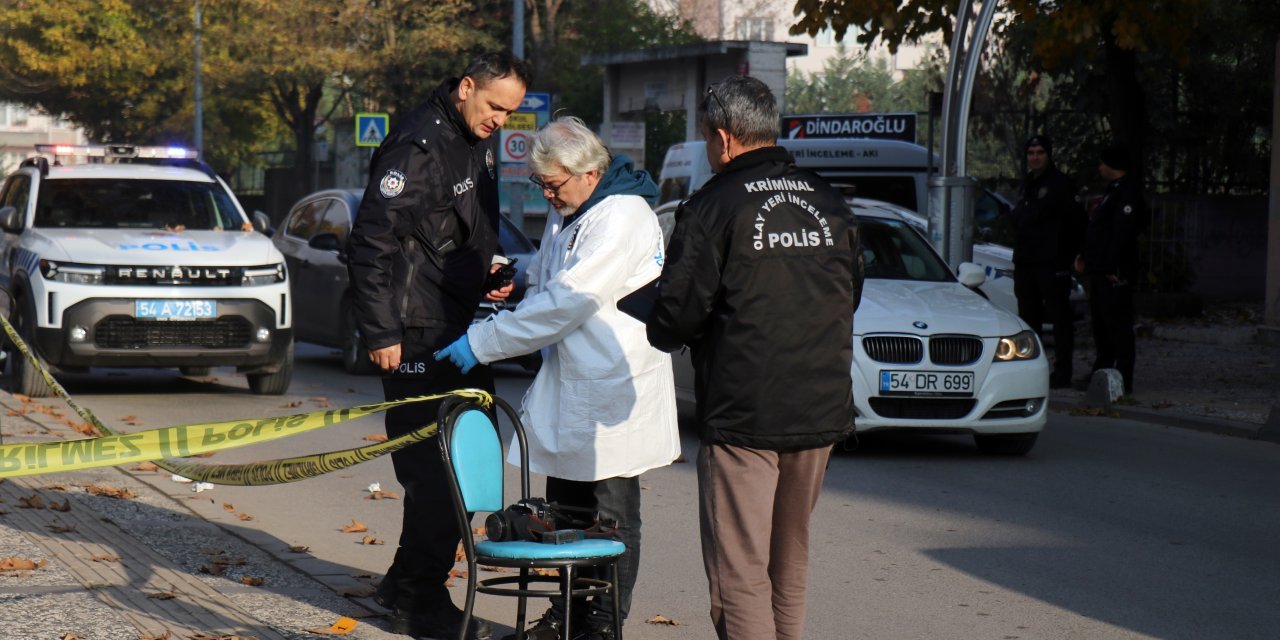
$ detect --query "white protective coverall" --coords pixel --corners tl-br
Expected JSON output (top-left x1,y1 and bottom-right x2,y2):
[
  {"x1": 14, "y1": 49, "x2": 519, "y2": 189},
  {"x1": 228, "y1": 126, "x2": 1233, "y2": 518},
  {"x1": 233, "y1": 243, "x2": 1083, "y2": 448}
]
[{"x1": 466, "y1": 194, "x2": 680, "y2": 481}]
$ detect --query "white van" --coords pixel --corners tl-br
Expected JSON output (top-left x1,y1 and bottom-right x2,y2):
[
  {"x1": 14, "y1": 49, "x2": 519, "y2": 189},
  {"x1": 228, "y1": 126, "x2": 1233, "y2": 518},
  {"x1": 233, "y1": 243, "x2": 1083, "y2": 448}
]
[{"x1": 658, "y1": 138, "x2": 935, "y2": 212}]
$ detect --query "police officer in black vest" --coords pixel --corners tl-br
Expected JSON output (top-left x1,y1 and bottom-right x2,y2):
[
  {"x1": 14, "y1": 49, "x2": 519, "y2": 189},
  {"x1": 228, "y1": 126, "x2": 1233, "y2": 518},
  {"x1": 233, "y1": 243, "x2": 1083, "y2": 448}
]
[
  {"x1": 1009, "y1": 135, "x2": 1086, "y2": 388},
  {"x1": 1074, "y1": 144, "x2": 1147, "y2": 395},
  {"x1": 347, "y1": 51, "x2": 529, "y2": 640}
]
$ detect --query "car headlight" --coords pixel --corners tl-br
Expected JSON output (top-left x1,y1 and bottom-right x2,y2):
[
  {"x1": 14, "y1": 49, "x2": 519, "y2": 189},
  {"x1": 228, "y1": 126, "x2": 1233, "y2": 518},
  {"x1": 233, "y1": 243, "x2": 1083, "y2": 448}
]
[
  {"x1": 39, "y1": 259, "x2": 105, "y2": 285},
  {"x1": 993, "y1": 329, "x2": 1040, "y2": 362},
  {"x1": 242, "y1": 263, "x2": 285, "y2": 286}
]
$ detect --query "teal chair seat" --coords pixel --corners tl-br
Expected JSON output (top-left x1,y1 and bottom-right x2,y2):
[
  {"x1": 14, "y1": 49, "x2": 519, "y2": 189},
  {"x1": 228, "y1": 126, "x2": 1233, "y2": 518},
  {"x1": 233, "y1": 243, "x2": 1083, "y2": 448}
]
[{"x1": 476, "y1": 538, "x2": 625, "y2": 560}]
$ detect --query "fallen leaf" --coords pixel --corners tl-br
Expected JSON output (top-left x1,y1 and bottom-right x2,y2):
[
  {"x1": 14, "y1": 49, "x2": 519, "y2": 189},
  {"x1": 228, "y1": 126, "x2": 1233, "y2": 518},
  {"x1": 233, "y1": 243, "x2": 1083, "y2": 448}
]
[
  {"x1": 362, "y1": 434, "x2": 388, "y2": 443},
  {"x1": 199, "y1": 564, "x2": 225, "y2": 576},
  {"x1": 17, "y1": 494, "x2": 45, "y2": 509},
  {"x1": 303, "y1": 616, "x2": 359, "y2": 635},
  {"x1": 46, "y1": 523, "x2": 76, "y2": 533},
  {"x1": 146, "y1": 591, "x2": 177, "y2": 600},
  {"x1": 456, "y1": 544, "x2": 466, "y2": 561},
  {"x1": 237, "y1": 513, "x2": 255, "y2": 521},
  {"x1": 223, "y1": 503, "x2": 237, "y2": 512},
  {"x1": 479, "y1": 565, "x2": 513, "y2": 573},
  {"x1": 365, "y1": 490, "x2": 400, "y2": 500},
  {"x1": 341, "y1": 520, "x2": 368, "y2": 533},
  {"x1": 646, "y1": 614, "x2": 681, "y2": 626},
  {"x1": 287, "y1": 545, "x2": 310, "y2": 553},
  {"x1": 339, "y1": 585, "x2": 376, "y2": 598},
  {"x1": 0, "y1": 556, "x2": 47, "y2": 572},
  {"x1": 281, "y1": 400, "x2": 303, "y2": 408},
  {"x1": 61, "y1": 634, "x2": 78, "y2": 640},
  {"x1": 673, "y1": 455, "x2": 688, "y2": 463},
  {"x1": 82, "y1": 484, "x2": 135, "y2": 500},
  {"x1": 190, "y1": 451, "x2": 216, "y2": 458},
  {"x1": 130, "y1": 462, "x2": 160, "y2": 472},
  {"x1": 89, "y1": 554, "x2": 120, "y2": 563},
  {"x1": 471, "y1": 527, "x2": 486, "y2": 536},
  {"x1": 532, "y1": 568, "x2": 558, "y2": 577},
  {"x1": 140, "y1": 631, "x2": 172, "y2": 640},
  {"x1": 239, "y1": 576, "x2": 265, "y2": 586},
  {"x1": 49, "y1": 499, "x2": 71, "y2": 512},
  {"x1": 360, "y1": 536, "x2": 384, "y2": 545},
  {"x1": 70, "y1": 422, "x2": 99, "y2": 436}
]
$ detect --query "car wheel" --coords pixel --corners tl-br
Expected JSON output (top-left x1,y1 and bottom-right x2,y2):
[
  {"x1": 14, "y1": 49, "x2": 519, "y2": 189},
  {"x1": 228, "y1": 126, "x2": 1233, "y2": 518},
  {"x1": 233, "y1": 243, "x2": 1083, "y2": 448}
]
[
  {"x1": 6, "y1": 301, "x2": 54, "y2": 398},
  {"x1": 180, "y1": 366, "x2": 213, "y2": 376},
  {"x1": 341, "y1": 306, "x2": 375, "y2": 375},
  {"x1": 974, "y1": 432, "x2": 1039, "y2": 456},
  {"x1": 247, "y1": 340, "x2": 293, "y2": 395}
]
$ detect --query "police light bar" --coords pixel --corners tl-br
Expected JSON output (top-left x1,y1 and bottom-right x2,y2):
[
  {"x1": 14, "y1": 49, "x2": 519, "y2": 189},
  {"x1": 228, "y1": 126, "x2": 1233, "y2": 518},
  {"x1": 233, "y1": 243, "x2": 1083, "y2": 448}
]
[{"x1": 34, "y1": 144, "x2": 200, "y2": 160}]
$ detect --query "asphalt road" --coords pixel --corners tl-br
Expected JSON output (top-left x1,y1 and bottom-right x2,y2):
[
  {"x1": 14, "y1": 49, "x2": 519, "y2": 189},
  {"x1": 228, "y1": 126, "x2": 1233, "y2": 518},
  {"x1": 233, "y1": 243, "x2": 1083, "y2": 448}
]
[{"x1": 36, "y1": 341, "x2": 1280, "y2": 640}]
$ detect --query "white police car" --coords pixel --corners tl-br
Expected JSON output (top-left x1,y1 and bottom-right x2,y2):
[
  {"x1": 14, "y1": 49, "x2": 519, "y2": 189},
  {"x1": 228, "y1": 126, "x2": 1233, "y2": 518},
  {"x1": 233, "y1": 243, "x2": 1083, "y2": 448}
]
[{"x1": 0, "y1": 145, "x2": 293, "y2": 396}]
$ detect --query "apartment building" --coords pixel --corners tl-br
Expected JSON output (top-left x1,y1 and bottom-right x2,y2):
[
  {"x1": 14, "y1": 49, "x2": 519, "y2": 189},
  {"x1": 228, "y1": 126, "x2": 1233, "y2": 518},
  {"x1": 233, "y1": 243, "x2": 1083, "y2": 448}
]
[{"x1": 0, "y1": 103, "x2": 88, "y2": 175}]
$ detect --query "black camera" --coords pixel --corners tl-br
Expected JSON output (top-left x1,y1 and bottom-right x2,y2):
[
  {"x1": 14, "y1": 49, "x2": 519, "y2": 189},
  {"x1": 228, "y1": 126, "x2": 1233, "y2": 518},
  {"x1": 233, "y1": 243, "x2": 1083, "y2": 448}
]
[
  {"x1": 485, "y1": 498, "x2": 556, "y2": 542},
  {"x1": 483, "y1": 258, "x2": 519, "y2": 293}
]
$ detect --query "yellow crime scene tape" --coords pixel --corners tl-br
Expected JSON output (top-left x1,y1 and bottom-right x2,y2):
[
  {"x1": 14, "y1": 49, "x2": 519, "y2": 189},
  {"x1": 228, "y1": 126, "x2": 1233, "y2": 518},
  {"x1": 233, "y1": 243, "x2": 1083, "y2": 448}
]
[{"x1": 0, "y1": 311, "x2": 491, "y2": 483}]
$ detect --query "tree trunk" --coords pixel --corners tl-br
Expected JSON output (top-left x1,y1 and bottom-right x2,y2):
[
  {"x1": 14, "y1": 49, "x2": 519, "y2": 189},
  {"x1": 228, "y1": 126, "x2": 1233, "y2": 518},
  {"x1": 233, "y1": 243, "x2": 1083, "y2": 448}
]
[{"x1": 1102, "y1": 25, "x2": 1146, "y2": 182}]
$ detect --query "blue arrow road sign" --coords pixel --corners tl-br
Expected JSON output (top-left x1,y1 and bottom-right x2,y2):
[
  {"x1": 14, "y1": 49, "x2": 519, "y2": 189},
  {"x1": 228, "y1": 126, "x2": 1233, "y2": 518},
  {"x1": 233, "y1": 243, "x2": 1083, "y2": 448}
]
[{"x1": 521, "y1": 93, "x2": 550, "y2": 113}]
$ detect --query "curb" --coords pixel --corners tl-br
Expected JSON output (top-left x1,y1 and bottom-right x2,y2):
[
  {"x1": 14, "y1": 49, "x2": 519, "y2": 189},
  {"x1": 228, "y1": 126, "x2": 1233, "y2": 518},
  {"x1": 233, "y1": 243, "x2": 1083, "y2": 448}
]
[{"x1": 1047, "y1": 394, "x2": 1269, "y2": 441}]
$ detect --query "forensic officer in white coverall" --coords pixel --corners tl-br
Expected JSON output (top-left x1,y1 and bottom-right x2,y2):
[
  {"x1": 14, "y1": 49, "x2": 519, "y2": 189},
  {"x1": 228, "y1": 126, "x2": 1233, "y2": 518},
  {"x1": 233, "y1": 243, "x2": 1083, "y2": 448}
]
[{"x1": 435, "y1": 115, "x2": 680, "y2": 640}]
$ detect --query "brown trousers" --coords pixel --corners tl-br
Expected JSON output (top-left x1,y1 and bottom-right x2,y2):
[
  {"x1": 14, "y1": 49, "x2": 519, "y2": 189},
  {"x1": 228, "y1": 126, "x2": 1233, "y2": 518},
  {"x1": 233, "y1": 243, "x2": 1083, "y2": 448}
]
[{"x1": 698, "y1": 442, "x2": 833, "y2": 640}]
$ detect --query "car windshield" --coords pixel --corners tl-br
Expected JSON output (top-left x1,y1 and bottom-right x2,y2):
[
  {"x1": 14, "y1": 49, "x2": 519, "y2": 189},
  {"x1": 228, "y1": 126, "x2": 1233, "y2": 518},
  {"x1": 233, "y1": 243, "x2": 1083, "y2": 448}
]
[
  {"x1": 34, "y1": 178, "x2": 243, "y2": 230},
  {"x1": 859, "y1": 216, "x2": 953, "y2": 282}
]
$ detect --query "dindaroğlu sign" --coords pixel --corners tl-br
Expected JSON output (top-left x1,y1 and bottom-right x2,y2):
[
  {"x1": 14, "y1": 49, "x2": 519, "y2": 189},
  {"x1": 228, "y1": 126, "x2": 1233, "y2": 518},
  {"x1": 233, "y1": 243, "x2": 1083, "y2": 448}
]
[{"x1": 781, "y1": 113, "x2": 917, "y2": 143}]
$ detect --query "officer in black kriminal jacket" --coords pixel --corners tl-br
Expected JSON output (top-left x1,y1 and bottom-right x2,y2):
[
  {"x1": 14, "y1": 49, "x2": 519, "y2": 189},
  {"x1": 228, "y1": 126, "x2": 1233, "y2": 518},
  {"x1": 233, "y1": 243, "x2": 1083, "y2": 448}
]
[
  {"x1": 647, "y1": 75, "x2": 862, "y2": 640},
  {"x1": 1009, "y1": 134, "x2": 1085, "y2": 388},
  {"x1": 346, "y1": 51, "x2": 528, "y2": 640},
  {"x1": 1075, "y1": 144, "x2": 1147, "y2": 395}
]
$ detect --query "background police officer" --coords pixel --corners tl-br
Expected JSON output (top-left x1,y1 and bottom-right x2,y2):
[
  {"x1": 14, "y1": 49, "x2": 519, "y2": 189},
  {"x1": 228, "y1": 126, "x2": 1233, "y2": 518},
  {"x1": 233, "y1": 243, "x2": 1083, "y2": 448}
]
[
  {"x1": 1075, "y1": 144, "x2": 1147, "y2": 395},
  {"x1": 346, "y1": 51, "x2": 529, "y2": 640},
  {"x1": 1009, "y1": 134, "x2": 1086, "y2": 388}
]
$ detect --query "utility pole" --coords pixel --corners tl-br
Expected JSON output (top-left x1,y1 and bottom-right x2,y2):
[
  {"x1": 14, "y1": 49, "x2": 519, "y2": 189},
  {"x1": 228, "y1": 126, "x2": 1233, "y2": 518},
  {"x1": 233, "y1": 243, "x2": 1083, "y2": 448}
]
[
  {"x1": 193, "y1": 0, "x2": 203, "y2": 153},
  {"x1": 1263, "y1": 39, "x2": 1280, "y2": 344},
  {"x1": 928, "y1": 0, "x2": 997, "y2": 270}
]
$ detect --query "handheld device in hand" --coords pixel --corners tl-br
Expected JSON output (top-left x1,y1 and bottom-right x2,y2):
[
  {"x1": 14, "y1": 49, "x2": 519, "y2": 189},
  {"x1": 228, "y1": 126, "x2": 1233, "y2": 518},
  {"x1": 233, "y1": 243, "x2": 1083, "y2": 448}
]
[{"x1": 484, "y1": 258, "x2": 518, "y2": 292}]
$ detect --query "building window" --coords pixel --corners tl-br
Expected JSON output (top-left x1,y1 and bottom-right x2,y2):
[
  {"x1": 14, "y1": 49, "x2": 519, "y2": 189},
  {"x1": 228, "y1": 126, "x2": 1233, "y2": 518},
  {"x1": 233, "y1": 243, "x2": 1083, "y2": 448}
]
[{"x1": 736, "y1": 17, "x2": 774, "y2": 41}]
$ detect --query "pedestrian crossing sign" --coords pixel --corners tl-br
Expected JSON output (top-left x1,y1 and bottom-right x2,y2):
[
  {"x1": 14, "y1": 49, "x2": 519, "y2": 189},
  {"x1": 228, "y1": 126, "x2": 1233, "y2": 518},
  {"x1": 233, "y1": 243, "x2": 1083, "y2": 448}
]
[{"x1": 356, "y1": 113, "x2": 389, "y2": 147}]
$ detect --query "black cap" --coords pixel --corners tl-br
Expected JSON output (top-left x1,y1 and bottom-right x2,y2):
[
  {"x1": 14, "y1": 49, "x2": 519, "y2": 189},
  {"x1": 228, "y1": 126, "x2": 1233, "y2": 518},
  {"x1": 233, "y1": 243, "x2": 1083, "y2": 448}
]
[
  {"x1": 1025, "y1": 134, "x2": 1052, "y2": 158},
  {"x1": 1100, "y1": 144, "x2": 1131, "y2": 172}
]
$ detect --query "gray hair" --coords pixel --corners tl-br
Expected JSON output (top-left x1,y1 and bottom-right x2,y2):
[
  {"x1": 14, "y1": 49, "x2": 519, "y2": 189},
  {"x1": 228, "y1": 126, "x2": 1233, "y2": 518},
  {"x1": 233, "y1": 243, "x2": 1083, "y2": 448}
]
[
  {"x1": 529, "y1": 116, "x2": 611, "y2": 176},
  {"x1": 703, "y1": 75, "x2": 779, "y2": 147}
]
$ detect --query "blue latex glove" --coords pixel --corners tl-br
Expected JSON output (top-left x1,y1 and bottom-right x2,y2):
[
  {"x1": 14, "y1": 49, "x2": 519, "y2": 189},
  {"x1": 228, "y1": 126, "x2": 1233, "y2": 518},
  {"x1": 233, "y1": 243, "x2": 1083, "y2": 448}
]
[{"x1": 434, "y1": 334, "x2": 479, "y2": 374}]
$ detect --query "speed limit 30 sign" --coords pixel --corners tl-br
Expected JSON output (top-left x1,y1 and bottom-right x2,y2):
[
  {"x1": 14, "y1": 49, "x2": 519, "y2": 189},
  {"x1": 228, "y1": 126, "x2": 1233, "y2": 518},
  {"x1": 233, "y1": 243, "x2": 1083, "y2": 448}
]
[{"x1": 501, "y1": 130, "x2": 531, "y2": 163}]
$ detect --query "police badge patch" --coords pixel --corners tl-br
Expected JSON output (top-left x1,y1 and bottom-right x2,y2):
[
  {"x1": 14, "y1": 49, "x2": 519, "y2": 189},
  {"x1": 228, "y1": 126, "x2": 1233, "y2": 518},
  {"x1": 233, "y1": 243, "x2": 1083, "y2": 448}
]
[
  {"x1": 1038, "y1": 186, "x2": 1049, "y2": 199},
  {"x1": 380, "y1": 169, "x2": 407, "y2": 198},
  {"x1": 486, "y1": 148, "x2": 496, "y2": 179}
]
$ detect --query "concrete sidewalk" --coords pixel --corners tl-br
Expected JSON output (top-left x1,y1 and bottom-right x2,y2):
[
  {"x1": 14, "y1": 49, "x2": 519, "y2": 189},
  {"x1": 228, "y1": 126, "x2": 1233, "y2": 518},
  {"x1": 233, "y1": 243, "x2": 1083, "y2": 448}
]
[{"x1": 0, "y1": 393, "x2": 401, "y2": 640}]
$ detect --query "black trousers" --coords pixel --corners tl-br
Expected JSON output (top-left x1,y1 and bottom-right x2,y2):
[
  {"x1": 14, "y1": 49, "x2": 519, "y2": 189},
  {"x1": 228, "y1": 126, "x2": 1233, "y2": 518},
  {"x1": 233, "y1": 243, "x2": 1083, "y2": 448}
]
[
  {"x1": 1086, "y1": 273, "x2": 1136, "y2": 393},
  {"x1": 1014, "y1": 263, "x2": 1075, "y2": 382},
  {"x1": 379, "y1": 326, "x2": 495, "y2": 612},
  {"x1": 545, "y1": 475, "x2": 642, "y2": 625}
]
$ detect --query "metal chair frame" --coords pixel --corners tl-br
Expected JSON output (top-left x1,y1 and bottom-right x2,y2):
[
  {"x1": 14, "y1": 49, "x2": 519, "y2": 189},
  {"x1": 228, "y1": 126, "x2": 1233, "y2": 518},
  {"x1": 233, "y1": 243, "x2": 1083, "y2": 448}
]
[{"x1": 438, "y1": 394, "x2": 624, "y2": 640}]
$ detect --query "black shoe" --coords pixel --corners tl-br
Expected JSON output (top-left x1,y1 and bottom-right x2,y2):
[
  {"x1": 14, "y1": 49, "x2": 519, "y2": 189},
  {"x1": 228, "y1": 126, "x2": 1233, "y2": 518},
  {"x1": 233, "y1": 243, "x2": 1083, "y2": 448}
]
[
  {"x1": 573, "y1": 613, "x2": 617, "y2": 640},
  {"x1": 390, "y1": 603, "x2": 492, "y2": 640},
  {"x1": 502, "y1": 609, "x2": 565, "y2": 640}
]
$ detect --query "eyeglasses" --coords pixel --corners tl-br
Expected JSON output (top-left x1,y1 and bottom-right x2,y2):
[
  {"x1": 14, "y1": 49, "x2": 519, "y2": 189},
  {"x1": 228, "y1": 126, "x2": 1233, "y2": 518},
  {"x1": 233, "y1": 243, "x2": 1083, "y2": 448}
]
[
  {"x1": 705, "y1": 85, "x2": 731, "y2": 133},
  {"x1": 530, "y1": 173, "x2": 577, "y2": 197}
]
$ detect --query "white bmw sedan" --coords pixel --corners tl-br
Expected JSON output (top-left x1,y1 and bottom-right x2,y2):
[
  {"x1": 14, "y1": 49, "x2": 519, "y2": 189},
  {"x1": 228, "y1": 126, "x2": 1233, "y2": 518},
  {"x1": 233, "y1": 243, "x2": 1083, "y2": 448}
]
[{"x1": 658, "y1": 198, "x2": 1049, "y2": 455}]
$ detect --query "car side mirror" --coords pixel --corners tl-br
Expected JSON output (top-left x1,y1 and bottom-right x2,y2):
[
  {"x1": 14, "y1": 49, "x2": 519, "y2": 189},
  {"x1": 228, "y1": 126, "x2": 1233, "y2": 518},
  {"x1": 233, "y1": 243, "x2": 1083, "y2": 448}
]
[
  {"x1": 252, "y1": 210, "x2": 272, "y2": 235},
  {"x1": 308, "y1": 232, "x2": 342, "y2": 252},
  {"x1": 957, "y1": 262, "x2": 986, "y2": 288},
  {"x1": 0, "y1": 205, "x2": 20, "y2": 232}
]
